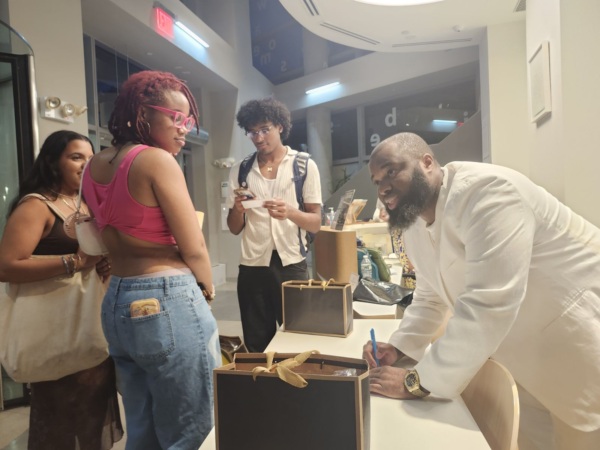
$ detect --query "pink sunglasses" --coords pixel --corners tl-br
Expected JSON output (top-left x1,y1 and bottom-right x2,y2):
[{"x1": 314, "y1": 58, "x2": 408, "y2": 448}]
[{"x1": 146, "y1": 105, "x2": 196, "y2": 132}]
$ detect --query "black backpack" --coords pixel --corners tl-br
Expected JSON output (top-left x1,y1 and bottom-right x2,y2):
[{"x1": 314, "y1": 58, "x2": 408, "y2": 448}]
[{"x1": 237, "y1": 151, "x2": 314, "y2": 257}]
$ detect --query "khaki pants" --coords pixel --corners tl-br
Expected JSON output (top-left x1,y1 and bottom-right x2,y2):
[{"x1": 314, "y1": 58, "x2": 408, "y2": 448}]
[{"x1": 517, "y1": 384, "x2": 600, "y2": 450}]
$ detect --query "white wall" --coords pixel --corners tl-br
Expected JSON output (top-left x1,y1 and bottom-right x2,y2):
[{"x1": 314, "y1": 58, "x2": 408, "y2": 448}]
[
  {"x1": 6, "y1": 0, "x2": 88, "y2": 140},
  {"x1": 559, "y1": 0, "x2": 600, "y2": 226},
  {"x1": 483, "y1": 21, "x2": 530, "y2": 177},
  {"x1": 523, "y1": 0, "x2": 600, "y2": 226},
  {"x1": 525, "y1": 0, "x2": 565, "y2": 201}
]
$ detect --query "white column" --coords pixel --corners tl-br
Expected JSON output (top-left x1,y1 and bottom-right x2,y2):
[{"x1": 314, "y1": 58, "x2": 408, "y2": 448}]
[
  {"x1": 303, "y1": 29, "x2": 333, "y2": 199},
  {"x1": 306, "y1": 107, "x2": 333, "y2": 199}
]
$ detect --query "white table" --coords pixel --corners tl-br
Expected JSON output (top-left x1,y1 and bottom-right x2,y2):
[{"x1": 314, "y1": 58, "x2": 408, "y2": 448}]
[
  {"x1": 353, "y1": 300, "x2": 398, "y2": 318},
  {"x1": 200, "y1": 320, "x2": 490, "y2": 450}
]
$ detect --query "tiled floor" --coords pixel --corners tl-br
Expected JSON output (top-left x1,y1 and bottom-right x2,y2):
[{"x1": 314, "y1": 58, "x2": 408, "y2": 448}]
[{"x1": 0, "y1": 280, "x2": 241, "y2": 450}]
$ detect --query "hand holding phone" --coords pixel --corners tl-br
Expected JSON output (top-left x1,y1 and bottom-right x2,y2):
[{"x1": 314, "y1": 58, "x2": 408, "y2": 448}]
[{"x1": 234, "y1": 187, "x2": 254, "y2": 199}]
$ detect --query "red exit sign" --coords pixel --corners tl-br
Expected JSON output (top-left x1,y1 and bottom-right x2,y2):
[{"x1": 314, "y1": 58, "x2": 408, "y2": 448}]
[{"x1": 153, "y1": 6, "x2": 174, "y2": 39}]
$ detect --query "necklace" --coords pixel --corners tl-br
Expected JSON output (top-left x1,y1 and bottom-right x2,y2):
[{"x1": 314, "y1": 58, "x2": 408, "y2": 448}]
[
  {"x1": 258, "y1": 150, "x2": 286, "y2": 173},
  {"x1": 51, "y1": 190, "x2": 78, "y2": 212},
  {"x1": 60, "y1": 197, "x2": 77, "y2": 212}
]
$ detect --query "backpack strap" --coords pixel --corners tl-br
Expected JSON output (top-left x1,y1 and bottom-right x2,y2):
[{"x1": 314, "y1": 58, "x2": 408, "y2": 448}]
[
  {"x1": 238, "y1": 152, "x2": 257, "y2": 188},
  {"x1": 292, "y1": 151, "x2": 310, "y2": 211},
  {"x1": 292, "y1": 151, "x2": 313, "y2": 257}
]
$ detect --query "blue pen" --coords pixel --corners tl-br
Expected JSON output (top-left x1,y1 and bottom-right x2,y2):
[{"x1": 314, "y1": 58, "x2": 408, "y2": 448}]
[{"x1": 370, "y1": 328, "x2": 381, "y2": 367}]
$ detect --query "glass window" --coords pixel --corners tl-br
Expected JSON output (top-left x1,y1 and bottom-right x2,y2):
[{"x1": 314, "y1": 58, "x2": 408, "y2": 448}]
[
  {"x1": 0, "y1": 59, "x2": 19, "y2": 235},
  {"x1": 332, "y1": 110, "x2": 358, "y2": 161},
  {"x1": 0, "y1": 51, "x2": 34, "y2": 238},
  {"x1": 83, "y1": 35, "x2": 95, "y2": 126},
  {"x1": 94, "y1": 41, "x2": 148, "y2": 128},
  {"x1": 332, "y1": 162, "x2": 359, "y2": 193}
]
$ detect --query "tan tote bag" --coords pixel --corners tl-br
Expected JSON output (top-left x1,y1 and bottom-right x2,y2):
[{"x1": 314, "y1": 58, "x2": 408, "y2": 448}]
[
  {"x1": 0, "y1": 264, "x2": 109, "y2": 383},
  {"x1": 0, "y1": 193, "x2": 108, "y2": 383}
]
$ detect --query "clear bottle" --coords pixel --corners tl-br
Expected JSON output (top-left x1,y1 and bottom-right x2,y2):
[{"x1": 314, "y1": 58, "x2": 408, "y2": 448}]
[
  {"x1": 327, "y1": 207, "x2": 335, "y2": 227},
  {"x1": 360, "y1": 254, "x2": 373, "y2": 279}
]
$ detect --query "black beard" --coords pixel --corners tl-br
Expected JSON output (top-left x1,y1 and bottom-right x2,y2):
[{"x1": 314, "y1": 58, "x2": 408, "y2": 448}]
[{"x1": 386, "y1": 166, "x2": 434, "y2": 232}]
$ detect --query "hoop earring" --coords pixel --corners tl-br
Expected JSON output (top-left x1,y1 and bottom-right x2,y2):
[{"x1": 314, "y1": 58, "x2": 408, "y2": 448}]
[{"x1": 127, "y1": 121, "x2": 132, "y2": 128}]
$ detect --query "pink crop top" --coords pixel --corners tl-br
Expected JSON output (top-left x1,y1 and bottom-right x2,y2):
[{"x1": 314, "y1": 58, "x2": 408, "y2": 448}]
[{"x1": 82, "y1": 145, "x2": 177, "y2": 245}]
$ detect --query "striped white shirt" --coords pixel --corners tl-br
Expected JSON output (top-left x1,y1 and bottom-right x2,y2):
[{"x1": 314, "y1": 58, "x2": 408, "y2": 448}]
[{"x1": 226, "y1": 147, "x2": 322, "y2": 266}]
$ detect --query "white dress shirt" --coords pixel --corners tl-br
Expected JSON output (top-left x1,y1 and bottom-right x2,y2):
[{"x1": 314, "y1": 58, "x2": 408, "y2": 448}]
[{"x1": 390, "y1": 161, "x2": 600, "y2": 431}]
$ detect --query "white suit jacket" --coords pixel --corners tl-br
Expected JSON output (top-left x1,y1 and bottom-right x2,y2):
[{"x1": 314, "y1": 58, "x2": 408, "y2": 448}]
[{"x1": 389, "y1": 161, "x2": 600, "y2": 431}]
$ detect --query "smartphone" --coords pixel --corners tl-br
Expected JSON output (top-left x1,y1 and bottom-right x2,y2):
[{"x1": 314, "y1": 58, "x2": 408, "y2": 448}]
[
  {"x1": 234, "y1": 187, "x2": 254, "y2": 199},
  {"x1": 130, "y1": 298, "x2": 160, "y2": 317}
]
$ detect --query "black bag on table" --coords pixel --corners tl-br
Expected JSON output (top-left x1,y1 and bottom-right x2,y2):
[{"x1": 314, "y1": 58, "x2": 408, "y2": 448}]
[{"x1": 353, "y1": 278, "x2": 413, "y2": 309}]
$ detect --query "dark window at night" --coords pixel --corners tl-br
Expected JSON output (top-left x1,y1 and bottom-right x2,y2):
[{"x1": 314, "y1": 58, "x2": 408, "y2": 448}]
[{"x1": 332, "y1": 110, "x2": 358, "y2": 160}]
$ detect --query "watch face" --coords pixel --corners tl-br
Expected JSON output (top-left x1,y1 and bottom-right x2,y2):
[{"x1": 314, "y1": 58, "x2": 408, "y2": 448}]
[{"x1": 406, "y1": 372, "x2": 417, "y2": 388}]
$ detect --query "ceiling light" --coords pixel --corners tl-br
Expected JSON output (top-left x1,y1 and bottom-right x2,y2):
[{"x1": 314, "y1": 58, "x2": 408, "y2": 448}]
[
  {"x1": 175, "y1": 20, "x2": 209, "y2": 48},
  {"x1": 305, "y1": 81, "x2": 340, "y2": 95},
  {"x1": 355, "y1": 0, "x2": 444, "y2": 6}
]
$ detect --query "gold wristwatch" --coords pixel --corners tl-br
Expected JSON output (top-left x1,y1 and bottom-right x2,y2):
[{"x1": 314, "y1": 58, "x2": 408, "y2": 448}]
[{"x1": 404, "y1": 369, "x2": 430, "y2": 398}]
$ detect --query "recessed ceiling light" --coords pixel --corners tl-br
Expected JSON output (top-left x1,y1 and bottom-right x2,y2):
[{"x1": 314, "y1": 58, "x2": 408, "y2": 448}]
[{"x1": 355, "y1": 0, "x2": 444, "y2": 6}]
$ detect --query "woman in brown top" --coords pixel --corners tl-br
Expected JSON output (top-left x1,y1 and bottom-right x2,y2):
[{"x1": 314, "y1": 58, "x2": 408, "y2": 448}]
[{"x1": 0, "y1": 130, "x2": 123, "y2": 449}]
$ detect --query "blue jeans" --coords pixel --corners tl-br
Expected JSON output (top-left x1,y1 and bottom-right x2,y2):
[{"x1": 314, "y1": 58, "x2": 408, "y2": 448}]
[{"x1": 102, "y1": 274, "x2": 220, "y2": 450}]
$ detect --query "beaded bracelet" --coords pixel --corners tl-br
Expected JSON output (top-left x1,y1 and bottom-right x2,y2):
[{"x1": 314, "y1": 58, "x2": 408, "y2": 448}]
[{"x1": 60, "y1": 254, "x2": 79, "y2": 277}]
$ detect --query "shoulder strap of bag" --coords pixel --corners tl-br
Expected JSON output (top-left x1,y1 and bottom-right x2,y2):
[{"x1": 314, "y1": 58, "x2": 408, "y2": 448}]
[
  {"x1": 74, "y1": 159, "x2": 92, "y2": 215},
  {"x1": 20, "y1": 193, "x2": 68, "y2": 221}
]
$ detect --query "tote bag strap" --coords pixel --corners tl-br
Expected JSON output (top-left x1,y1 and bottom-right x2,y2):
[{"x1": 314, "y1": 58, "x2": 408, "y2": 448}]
[
  {"x1": 20, "y1": 193, "x2": 68, "y2": 221},
  {"x1": 75, "y1": 159, "x2": 92, "y2": 214}
]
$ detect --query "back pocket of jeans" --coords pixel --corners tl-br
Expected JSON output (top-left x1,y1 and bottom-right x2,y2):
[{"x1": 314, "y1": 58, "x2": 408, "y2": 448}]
[{"x1": 130, "y1": 311, "x2": 175, "y2": 361}]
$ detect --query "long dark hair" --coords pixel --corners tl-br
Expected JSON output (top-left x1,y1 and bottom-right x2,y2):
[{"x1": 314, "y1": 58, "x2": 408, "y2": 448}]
[
  {"x1": 108, "y1": 70, "x2": 200, "y2": 147},
  {"x1": 7, "y1": 130, "x2": 93, "y2": 217}
]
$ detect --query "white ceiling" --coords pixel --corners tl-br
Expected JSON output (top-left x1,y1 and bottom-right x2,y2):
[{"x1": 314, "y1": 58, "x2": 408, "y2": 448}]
[{"x1": 280, "y1": 0, "x2": 525, "y2": 52}]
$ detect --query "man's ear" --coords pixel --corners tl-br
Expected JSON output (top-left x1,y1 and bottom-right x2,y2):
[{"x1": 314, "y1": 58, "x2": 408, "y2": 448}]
[{"x1": 421, "y1": 153, "x2": 435, "y2": 171}]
